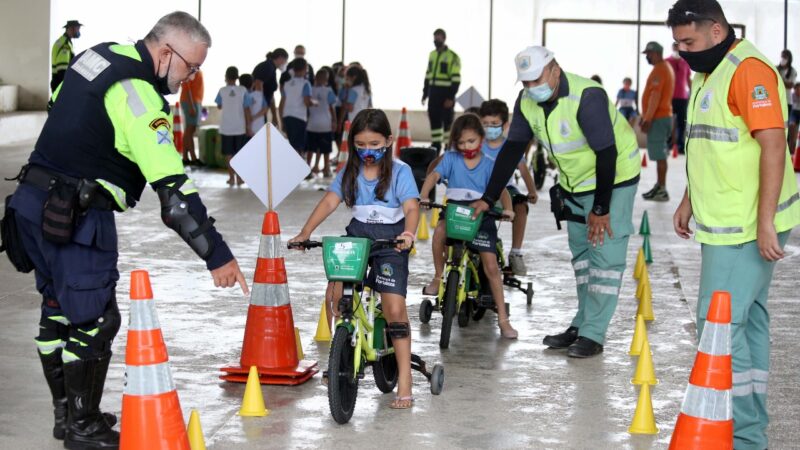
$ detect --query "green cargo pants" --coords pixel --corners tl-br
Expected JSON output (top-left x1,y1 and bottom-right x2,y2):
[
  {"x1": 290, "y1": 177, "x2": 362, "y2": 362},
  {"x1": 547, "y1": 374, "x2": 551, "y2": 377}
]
[
  {"x1": 697, "y1": 231, "x2": 790, "y2": 450},
  {"x1": 566, "y1": 183, "x2": 637, "y2": 344}
]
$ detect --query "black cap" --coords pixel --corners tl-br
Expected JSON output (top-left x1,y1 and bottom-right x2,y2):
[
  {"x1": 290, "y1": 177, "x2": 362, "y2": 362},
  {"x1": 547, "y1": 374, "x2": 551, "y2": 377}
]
[{"x1": 64, "y1": 20, "x2": 83, "y2": 28}]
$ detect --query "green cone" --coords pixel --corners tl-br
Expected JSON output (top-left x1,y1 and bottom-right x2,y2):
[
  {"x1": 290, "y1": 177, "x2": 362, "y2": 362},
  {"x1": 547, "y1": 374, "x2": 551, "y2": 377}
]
[
  {"x1": 643, "y1": 235, "x2": 653, "y2": 264},
  {"x1": 639, "y1": 211, "x2": 651, "y2": 236}
]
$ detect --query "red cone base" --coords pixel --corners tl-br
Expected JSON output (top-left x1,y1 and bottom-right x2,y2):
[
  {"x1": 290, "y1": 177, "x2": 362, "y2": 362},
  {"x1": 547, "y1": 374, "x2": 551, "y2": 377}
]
[{"x1": 219, "y1": 363, "x2": 318, "y2": 385}]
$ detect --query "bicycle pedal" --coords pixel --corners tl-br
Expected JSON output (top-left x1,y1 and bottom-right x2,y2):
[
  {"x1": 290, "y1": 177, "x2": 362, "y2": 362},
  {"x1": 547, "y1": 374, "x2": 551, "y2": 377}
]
[{"x1": 478, "y1": 295, "x2": 494, "y2": 308}]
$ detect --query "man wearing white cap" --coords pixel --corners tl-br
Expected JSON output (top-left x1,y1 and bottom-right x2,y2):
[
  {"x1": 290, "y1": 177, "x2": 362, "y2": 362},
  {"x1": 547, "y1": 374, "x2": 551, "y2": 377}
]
[{"x1": 472, "y1": 46, "x2": 640, "y2": 357}]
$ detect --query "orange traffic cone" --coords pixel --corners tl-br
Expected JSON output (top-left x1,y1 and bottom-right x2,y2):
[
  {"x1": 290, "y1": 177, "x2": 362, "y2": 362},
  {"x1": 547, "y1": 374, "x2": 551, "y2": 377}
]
[
  {"x1": 120, "y1": 270, "x2": 189, "y2": 450},
  {"x1": 395, "y1": 107, "x2": 412, "y2": 156},
  {"x1": 793, "y1": 144, "x2": 800, "y2": 172},
  {"x1": 669, "y1": 291, "x2": 733, "y2": 449},
  {"x1": 220, "y1": 211, "x2": 318, "y2": 385},
  {"x1": 641, "y1": 152, "x2": 648, "y2": 167},
  {"x1": 336, "y1": 121, "x2": 351, "y2": 173},
  {"x1": 173, "y1": 102, "x2": 184, "y2": 154}
]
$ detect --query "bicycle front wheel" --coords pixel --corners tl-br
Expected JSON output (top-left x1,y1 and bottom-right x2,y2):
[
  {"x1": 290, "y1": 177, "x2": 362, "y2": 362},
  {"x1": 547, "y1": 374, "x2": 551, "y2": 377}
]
[
  {"x1": 328, "y1": 327, "x2": 359, "y2": 424},
  {"x1": 439, "y1": 270, "x2": 460, "y2": 349}
]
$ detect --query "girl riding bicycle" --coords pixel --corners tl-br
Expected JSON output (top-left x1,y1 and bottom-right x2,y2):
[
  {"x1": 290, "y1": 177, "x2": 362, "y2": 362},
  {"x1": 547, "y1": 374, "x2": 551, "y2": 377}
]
[
  {"x1": 419, "y1": 114, "x2": 519, "y2": 339},
  {"x1": 288, "y1": 109, "x2": 420, "y2": 410}
]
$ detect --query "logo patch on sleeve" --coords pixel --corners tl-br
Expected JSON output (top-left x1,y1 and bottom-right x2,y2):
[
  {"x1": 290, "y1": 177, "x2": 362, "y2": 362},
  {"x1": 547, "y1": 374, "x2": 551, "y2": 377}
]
[
  {"x1": 149, "y1": 118, "x2": 171, "y2": 131},
  {"x1": 156, "y1": 129, "x2": 172, "y2": 145},
  {"x1": 751, "y1": 85, "x2": 772, "y2": 109}
]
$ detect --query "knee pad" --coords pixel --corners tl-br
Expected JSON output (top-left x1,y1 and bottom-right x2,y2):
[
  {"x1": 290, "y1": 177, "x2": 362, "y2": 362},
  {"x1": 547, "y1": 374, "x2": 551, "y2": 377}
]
[
  {"x1": 387, "y1": 322, "x2": 410, "y2": 339},
  {"x1": 65, "y1": 300, "x2": 121, "y2": 359}
]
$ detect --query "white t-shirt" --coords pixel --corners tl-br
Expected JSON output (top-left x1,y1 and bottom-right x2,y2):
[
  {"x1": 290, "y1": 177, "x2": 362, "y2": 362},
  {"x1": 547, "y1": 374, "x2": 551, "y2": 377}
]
[
  {"x1": 281, "y1": 77, "x2": 312, "y2": 121},
  {"x1": 215, "y1": 85, "x2": 251, "y2": 135},
  {"x1": 347, "y1": 84, "x2": 371, "y2": 121},
  {"x1": 778, "y1": 66, "x2": 797, "y2": 106},
  {"x1": 307, "y1": 86, "x2": 339, "y2": 133},
  {"x1": 248, "y1": 89, "x2": 268, "y2": 134}
]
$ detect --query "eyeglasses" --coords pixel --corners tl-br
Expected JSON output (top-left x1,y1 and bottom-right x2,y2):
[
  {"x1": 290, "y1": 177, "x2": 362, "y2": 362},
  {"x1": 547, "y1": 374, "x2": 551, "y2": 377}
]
[{"x1": 166, "y1": 44, "x2": 201, "y2": 75}]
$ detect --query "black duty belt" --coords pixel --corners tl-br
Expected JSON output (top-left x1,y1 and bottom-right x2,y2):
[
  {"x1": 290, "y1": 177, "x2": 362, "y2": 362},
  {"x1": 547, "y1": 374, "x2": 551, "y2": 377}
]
[{"x1": 18, "y1": 165, "x2": 118, "y2": 211}]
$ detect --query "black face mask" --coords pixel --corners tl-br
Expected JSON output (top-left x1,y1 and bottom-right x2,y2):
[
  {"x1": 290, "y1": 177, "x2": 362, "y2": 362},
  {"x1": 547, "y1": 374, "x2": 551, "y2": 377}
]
[
  {"x1": 434, "y1": 40, "x2": 444, "y2": 49},
  {"x1": 155, "y1": 52, "x2": 174, "y2": 95},
  {"x1": 679, "y1": 26, "x2": 736, "y2": 74},
  {"x1": 645, "y1": 55, "x2": 653, "y2": 65}
]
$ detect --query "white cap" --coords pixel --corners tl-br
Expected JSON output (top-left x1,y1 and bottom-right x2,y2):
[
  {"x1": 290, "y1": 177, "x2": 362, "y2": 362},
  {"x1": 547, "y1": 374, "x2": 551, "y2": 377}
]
[{"x1": 515, "y1": 46, "x2": 555, "y2": 82}]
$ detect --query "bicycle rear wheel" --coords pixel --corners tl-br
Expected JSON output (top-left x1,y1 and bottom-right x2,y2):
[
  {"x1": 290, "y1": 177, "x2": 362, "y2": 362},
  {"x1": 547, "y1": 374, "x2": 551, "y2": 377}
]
[{"x1": 328, "y1": 327, "x2": 359, "y2": 424}]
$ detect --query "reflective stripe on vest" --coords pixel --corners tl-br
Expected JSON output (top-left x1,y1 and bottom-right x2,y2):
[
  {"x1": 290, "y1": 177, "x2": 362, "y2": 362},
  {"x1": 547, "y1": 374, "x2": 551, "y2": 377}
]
[
  {"x1": 680, "y1": 384, "x2": 732, "y2": 421},
  {"x1": 258, "y1": 234, "x2": 282, "y2": 259},
  {"x1": 697, "y1": 322, "x2": 731, "y2": 356},
  {"x1": 97, "y1": 179, "x2": 128, "y2": 211},
  {"x1": 129, "y1": 299, "x2": 161, "y2": 331},
  {"x1": 124, "y1": 362, "x2": 175, "y2": 396},
  {"x1": 686, "y1": 39, "x2": 800, "y2": 245},
  {"x1": 250, "y1": 282, "x2": 290, "y2": 307},
  {"x1": 120, "y1": 79, "x2": 147, "y2": 117},
  {"x1": 520, "y1": 72, "x2": 640, "y2": 193}
]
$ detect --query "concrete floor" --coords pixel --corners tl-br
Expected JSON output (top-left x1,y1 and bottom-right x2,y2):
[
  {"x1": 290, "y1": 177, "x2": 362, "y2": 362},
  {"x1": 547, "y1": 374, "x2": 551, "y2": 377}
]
[{"x1": 1, "y1": 140, "x2": 798, "y2": 450}]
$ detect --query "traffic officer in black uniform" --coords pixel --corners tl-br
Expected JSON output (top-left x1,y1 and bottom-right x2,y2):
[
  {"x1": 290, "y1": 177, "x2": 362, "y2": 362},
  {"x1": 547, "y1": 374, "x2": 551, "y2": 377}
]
[
  {"x1": 2, "y1": 11, "x2": 247, "y2": 449},
  {"x1": 422, "y1": 28, "x2": 461, "y2": 152}
]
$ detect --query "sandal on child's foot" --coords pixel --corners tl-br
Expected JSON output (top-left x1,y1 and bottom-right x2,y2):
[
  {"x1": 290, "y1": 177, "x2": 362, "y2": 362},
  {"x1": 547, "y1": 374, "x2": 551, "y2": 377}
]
[
  {"x1": 390, "y1": 396, "x2": 414, "y2": 409},
  {"x1": 499, "y1": 319, "x2": 519, "y2": 340},
  {"x1": 421, "y1": 277, "x2": 441, "y2": 296}
]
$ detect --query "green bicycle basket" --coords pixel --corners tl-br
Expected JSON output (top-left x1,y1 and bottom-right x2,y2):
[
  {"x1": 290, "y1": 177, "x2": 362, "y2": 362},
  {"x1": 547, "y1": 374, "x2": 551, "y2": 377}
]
[
  {"x1": 445, "y1": 204, "x2": 484, "y2": 241},
  {"x1": 322, "y1": 237, "x2": 371, "y2": 281}
]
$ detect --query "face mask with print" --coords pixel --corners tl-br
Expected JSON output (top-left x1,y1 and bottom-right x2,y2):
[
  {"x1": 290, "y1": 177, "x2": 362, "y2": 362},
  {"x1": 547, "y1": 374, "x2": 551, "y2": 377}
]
[
  {"x1": 461, "y1": 146, "x2": 480, "y2": 159},
  {"x1": 484, "y1": 125, "x2": 504, "y2": 141},
  {"x1": 356, "y1": 146, "x2": 386, "y2": 163}
]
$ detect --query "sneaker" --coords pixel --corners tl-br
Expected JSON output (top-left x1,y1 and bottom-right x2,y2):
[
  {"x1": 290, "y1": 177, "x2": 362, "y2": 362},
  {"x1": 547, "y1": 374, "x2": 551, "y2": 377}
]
[
  {"x1": 641, "y1": 183, "x2": 660, "y2": 200},
  {"x1": 650, "y1": 186, "x2": 669, "y2": 202},
  {"x1": 509, "y1": 253, "x2": 527, "y2": 276}
]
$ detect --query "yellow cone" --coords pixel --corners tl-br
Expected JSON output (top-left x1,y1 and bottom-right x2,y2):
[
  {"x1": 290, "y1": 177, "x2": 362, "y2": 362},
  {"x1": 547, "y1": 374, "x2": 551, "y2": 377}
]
[
  {"x1": 636, "y1": 266, "x2": 650, "y2": 299},
  {"x1": 633, "y1": 248, "x2": 645, "y2": 280},
  {"x1": 628, "y1": 314, "x2": 649, "y2": 356},
  {"x1": 410, "y1": 245, "x2": 417, "y2": 256},
  {"x1": 187, "y1": 409, "x2": 206, "y2": 450},
  {"x1": 313, "y1": 300, "x2": 331, "y2": 342},
  {"x1": 637, "y1": 282, "x2": 655, "y2": 321},
  {"x1": 430, "y1": 209, "x2": 439, "y2": 228},
  {"x1": 417, "y1": 212, "x2": 430, "y2": 240},
  {"x1": 238, "y1": 366, "x2": 269, "y2": 417},
  {"x1": 294, "y1": 327, "x2": 304, "y2": 360},
  {"x1": 442, "y1": 195, "x2": 448, "y2": 205},
  {"x1": 628, "y1": 383, "x2": 659, "y2": 434},
  {"x1": 631, "y1": 340, "x2": 659, "y2": 385}
]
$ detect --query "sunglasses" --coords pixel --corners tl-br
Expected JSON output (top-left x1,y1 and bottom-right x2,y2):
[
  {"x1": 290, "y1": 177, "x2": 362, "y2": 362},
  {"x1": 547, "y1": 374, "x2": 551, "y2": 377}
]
[{"x1": 166, "y1": 44, "x2": 201, "y2": 75}]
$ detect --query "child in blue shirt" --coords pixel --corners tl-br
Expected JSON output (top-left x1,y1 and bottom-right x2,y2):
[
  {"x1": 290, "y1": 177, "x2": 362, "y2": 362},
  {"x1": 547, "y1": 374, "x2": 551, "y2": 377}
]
[
  {"x1": 215, "y1": 66, "x2": 253, "y2": 186},
  {"x1": 289, "y1": 109, "x2": 420, "y2": 410},
  {"x1": 279, "y1": 58, "x2": 313, "y2": 158},
  {"x1": 307, "y1": 68, "x2": 339, "y2": 177},
  {"x1": 615, "y1": 77, "x2": 638, "y2": 125},
  {"x1": 479, "y1": 99, "x2": 538, "y2": 276},
  {"x1": 419, "y1": 114, "x2": 518, "y2": 339}
]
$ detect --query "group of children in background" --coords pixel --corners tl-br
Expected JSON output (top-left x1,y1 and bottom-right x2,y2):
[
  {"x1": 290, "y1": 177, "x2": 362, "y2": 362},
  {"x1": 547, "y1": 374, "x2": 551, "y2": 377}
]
[{"x1": 214, "y1": 61, "x2": 373, "y2": 184}]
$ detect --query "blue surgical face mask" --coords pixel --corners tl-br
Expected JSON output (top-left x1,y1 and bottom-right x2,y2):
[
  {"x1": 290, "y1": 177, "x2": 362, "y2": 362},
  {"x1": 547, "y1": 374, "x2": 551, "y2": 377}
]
[
  {"x1": 527, "y1": 82, "x2": 554, "y2": 103},
  {"x1": 74, "y1": 31, "x2": 81, "y2": 39},
  {"x1": 484, "y1": 125, "x2": 504, "y2": 141},
  {"x1": 356, "y1": 146, "x2": 387, "y2": 162}
]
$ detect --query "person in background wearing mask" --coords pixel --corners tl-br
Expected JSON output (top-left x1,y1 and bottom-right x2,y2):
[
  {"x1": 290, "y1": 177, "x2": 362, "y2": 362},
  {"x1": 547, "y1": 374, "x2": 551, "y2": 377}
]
[
  {"x1": 422, "y1": 28, "x2": 461, "y2": 152},
  {"x1": 293, "y1": 44, "x2": 315, "y2": 84},
  {"x1": 252, "y1": 48, "x2": 289, "y2": 129},
  {"x1": 51, "y1": 20, "x2": 82, "y2": 92},
  {"x1": 666, "y1": 42, "x2": 692, "y2": 154},
  {"x1": 471, "y1": 46, "x2": 640, "y2": 358},
  {"x1": 4, "y1": 11, "x2": 248, "y2": 448},
  {"x1": 667, "y1": 1, "x2": 800, "y2": 448},
  {"x1": 640, "y1": 41, "x2": 675, "y2": 202},
  {"x1": 777, "y1": 49, "x2": 796, "y2": 148}
]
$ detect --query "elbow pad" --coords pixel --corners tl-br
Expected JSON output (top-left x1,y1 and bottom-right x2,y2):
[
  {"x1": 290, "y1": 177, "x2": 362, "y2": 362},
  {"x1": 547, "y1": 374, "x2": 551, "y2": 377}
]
[{"x1": 157, "y1": 181, "x2": 215, "y2": 260}]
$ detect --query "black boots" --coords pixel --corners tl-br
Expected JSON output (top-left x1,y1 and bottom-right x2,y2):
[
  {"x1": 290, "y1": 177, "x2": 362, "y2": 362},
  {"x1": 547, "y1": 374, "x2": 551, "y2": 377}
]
[
  {"x1": 63, "y1": 355, "x2": 119, "y2": 450},
  {"x1": 567, "y1": 337, "x2": 604, "y2": 358},
  {"x1": 542, "y1": 326, "x2": 579, "y2": 349},
  {"x1": 39, "y1": 350, "x2": 69, "y2": 440}
]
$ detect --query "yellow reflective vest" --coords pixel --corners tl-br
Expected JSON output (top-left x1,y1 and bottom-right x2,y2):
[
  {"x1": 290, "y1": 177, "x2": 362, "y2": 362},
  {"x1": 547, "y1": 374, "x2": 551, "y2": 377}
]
[
  {"x1": 51, "y1": 34, "x2": 73, "y2": 75},
  {"x1": 520, "y1": 72, "x2": 641, "y2": 193},
  {"x1": 425, "y1": 48, "x2": 461, "y2": 89},
  {"x1": 686, "y1": 39, "x2": 800, "y2": 245}
]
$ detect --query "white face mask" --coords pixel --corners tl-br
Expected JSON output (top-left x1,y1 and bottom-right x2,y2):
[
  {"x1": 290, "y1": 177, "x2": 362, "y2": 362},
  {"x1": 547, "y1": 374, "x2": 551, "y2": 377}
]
[{"x1": 780, "y1": 58, "x2": 789, "y2": 66}]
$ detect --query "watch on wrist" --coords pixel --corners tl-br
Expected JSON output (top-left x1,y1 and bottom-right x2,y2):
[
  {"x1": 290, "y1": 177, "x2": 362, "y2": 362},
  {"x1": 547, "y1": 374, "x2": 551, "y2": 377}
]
[{"x1": 592, "y1": 204, "x2": 609, "y2": 216}]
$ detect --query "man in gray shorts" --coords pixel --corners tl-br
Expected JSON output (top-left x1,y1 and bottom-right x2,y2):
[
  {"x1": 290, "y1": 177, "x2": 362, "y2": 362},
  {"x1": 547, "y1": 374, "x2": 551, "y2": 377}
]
[{"x1": 640, "y1": 41, "x2": 675, "y2": 202}]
